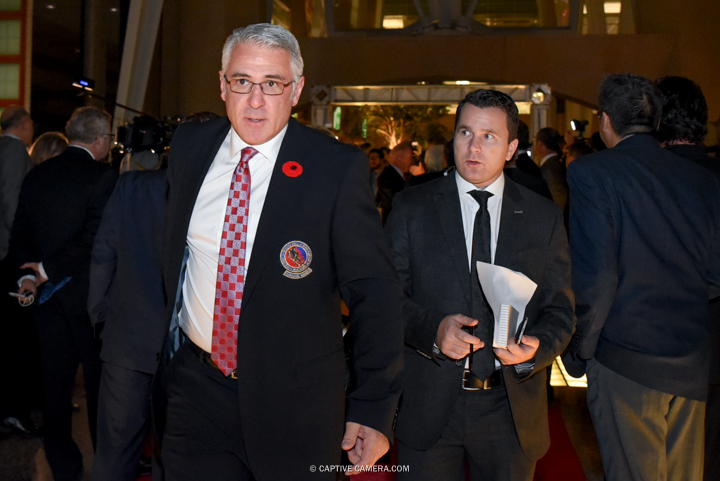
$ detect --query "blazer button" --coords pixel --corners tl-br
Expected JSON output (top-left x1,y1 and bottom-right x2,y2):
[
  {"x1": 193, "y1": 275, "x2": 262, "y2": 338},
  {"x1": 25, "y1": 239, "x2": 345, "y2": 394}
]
[
  {"x1": 155, "y1": 353, "x2": 160, "y2": 362},
  {"x1": 456, "y1": 360, "x2": 463, "y2": 367}
]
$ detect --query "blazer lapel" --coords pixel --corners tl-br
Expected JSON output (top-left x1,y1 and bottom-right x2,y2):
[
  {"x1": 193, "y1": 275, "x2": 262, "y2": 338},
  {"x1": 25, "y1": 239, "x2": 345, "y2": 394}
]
[
  {"x1": 434, "y1": 174, "x2": 472, "y2": 306},
  {"x1": 241, "y1": 119, "x2": 309, "y2": 306},
  {"x1": 494, "y1": 177, "x2": 525, "y2": 267}
]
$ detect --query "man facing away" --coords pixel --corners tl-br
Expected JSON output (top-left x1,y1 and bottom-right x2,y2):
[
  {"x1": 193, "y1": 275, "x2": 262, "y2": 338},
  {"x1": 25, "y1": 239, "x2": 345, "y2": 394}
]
[
  {"x1": 10, "y1": 106, "x2": 117, "y2": 481},
  {"x1": 159, "y1": 23, "x2": 403, "y2": 481},
  {"x1": 386, "y1": 89, "x2": 574, "y2": 481},
  {"x1": 376, "y1": 141, "x2": 413, "y2": 224},
  {"x1": 564, "y1": 73, "x2": 720, "y2": 481}
]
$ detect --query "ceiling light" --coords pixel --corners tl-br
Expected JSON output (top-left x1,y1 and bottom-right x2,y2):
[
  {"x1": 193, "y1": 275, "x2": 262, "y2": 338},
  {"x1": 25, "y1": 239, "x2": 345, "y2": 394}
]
[{"x1": 46, "y1": 4, "x2": 56, "y2": 9}]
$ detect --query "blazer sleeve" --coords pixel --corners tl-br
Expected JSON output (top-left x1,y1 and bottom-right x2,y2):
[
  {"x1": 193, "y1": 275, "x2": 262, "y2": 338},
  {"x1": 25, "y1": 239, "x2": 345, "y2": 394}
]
[
  {"x1": 525, "y1": 207, "x2": 576, "y2": 373},
  {"x1": 385, "y1": 193, "x2": 449, "y2": 358},
  {"x1": 567, "y1": 162, "x2": 618, "y2": 360},
  {"x1": 43, "y1": 167, "x2": 118, "y2": 280},
  {"x1": 88, "y1": 174, "x2": 124, "y2": 326},
  {"x1": 332, "y1": 151, "x2": 404, "y2": 440}
]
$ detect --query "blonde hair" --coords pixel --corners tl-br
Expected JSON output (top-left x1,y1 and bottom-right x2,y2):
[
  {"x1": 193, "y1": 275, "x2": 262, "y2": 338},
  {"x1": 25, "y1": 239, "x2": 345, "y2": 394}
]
[{"x1": 30, "y1": 132, "x2": 68, "y2": 166}]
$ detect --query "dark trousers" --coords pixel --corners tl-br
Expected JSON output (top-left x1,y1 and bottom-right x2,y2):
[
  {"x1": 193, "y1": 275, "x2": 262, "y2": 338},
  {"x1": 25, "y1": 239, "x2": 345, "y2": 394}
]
[
  {"x1": 35, "y1": 288, "x2": 101, "y2": 481},
  {"x1": 0, "y1": 256, "x2": 41, "y2": 419},
  {"x1": 161, "y1": 341, "x2": 255, "y2": 481},
  {"x1": 92, "y1": 362, "x2": 153, "y2": 481},
  {"x1": 396, "y1": 385, "x2": 535, "y2": 481}
]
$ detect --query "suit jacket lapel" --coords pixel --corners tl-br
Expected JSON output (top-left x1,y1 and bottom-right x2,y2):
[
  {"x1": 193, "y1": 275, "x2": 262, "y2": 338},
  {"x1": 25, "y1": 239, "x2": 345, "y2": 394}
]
[
  {"x1": 494, "y1": 177, "x2": 524, "y2": 267},
  {"x1": 434, "y1": 174, "x2": 472, "y2": 306},
  {"x1": 241, "y1": 118, "x2": 308, "y2": 306}
]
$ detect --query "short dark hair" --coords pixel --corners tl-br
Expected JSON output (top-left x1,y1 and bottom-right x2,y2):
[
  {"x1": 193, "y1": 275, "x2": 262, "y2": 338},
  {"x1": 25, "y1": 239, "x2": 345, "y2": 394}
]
[
  {"x1": 535, "y1": 127, "x2": 561, "y2": 154},
  {"x1": 655, "y1": 76, "x2": 707, "y2": 144},
  {"x1": 566, "y1": 140, "x2": 594, "y2": 159},
  {"x1": 598, "y1": 73, "x2": 662, "y2": 137},
  {"x1": 65, "y1": 107, "x2": 111, "y2": 144},
  {"x1": 455, "y1": 89, "x2": 519, "y2": 142},
  {"x1": 369, "y1": 148, "x2": 384, "y2": 159},
  {"x1": 516, "y1": 120, "x2": 531, "y2": 150},
  {"x1": 0, "y1": 105, "x2": 29, "y2": 131}
]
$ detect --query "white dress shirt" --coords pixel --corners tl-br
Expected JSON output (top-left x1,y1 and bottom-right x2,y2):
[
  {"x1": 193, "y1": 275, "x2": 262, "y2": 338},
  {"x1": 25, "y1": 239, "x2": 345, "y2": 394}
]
[
  {"x1": 179, "y1": 124, "x2": 288, "y2": 353},
  {"x1": 455, "y1": 170, "x2": 504, "y2": 269}
]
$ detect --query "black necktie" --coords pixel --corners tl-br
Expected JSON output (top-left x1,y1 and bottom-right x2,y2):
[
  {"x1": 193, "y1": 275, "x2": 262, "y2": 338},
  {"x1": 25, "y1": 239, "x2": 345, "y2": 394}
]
[{"x1": 468, "y1": 190, "x2": 495, "y2": 381}]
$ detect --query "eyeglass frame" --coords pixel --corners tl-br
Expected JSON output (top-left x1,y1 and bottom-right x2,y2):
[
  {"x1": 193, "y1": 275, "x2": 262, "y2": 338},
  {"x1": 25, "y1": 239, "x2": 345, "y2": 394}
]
[{"x1": 223, "y1": 75, "x2": 294, "y2": 96}]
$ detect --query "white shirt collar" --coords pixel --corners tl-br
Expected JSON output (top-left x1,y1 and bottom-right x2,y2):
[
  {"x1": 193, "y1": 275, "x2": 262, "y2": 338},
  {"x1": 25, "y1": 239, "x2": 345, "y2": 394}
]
[
  {"x1": 3, "y1": 133, "x2": 21, "y2": 142},
  {"x1": 230, "y1": 123, "x2": 288, "y2": 165},
  {"x1": 455, "y1": 170, "x2": 505, "y2": 199},
  {"x1": 539, "y1": 153, "x2": 556, "y2": 167},
  {"x1": 68, "y1": 144, "x2": 95, "y2": 160}
]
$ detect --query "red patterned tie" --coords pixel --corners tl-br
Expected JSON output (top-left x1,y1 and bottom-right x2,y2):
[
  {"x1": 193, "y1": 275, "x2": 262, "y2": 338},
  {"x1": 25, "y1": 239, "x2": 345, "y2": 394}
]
[{"x1": 211, "y1": 146, "x2": 257, "y2": 376}]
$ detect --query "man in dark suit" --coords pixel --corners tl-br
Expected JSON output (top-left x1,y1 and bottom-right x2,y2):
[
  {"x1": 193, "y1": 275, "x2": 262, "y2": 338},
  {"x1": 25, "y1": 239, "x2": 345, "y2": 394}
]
[
  {"x1": 535, "y1": 127, "x2": 567, "y2": 211},
  {"x1": 10, "y1": 106, "x2": 117, "y2": 481},
  {"x1": 376, "y1": 141, "x2": 412, "y2": 224},
  {"x1": 0, "y1": 105, "x2": 37, "y2": 435},
  {"x1": 564, "y1": 74, "x2": 720, "y2": 481},
  {"x1": 387, "y1": 89, "x2": 574, "y2": 481},
  {"x1": 655, "y1": 75, "x2": 720, "y2": 481},
  {"x1": 159, "y1": 24, "x2": 403, "y2": 481},
  {"x1": 514, "y1": 120, "x2": 542, "y2": 179},
  {"x1": 88, "y1": 169, "x2": 166, "y2": 481}
]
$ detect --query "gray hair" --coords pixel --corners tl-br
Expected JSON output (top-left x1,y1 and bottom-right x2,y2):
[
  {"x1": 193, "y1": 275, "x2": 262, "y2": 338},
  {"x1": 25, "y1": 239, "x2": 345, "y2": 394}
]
[
  {"x1": 221, "y1": 23, "x2": 304, "y2": 82},
  {"x1": 65, "y1": 107, "x2": 111, "y2": 144}
]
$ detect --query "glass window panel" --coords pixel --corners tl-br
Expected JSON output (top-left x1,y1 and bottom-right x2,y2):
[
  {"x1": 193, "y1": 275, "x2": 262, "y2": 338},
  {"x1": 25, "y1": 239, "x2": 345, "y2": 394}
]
[
  {"x1": 464, "y1": 0, "x2": 571, "y2": 28},
  {"x1": 0, "y1": 20, "x2": 21, "y2": 55},
  {"x1": 0, "y1": 0, "x2": 21, "y2": 12},
  {"x1": 0, "y1": 63, "x2": 20, "y2": 99},
  {"x1": 333, "y1": 0, "x2": 421, "y2": 31}
]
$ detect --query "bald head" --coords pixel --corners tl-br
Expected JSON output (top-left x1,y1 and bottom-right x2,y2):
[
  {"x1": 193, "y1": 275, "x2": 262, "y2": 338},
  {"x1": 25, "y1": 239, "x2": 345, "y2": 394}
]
[
  {"x1": 389, "y1": 142, "x2": 413, "y2": 174},
  {"x1": 1, "y1": 105, "x2": 33, "y2": 146}
]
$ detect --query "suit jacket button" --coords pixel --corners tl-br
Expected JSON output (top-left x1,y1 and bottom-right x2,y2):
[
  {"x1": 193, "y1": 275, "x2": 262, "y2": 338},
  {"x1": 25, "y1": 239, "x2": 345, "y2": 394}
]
[
  {"x1": 155, "y1": 353, "x2": 160, "y2": 362},
  {"x1": 456, "y1": 360, "x2": 463, "y2": 366}
]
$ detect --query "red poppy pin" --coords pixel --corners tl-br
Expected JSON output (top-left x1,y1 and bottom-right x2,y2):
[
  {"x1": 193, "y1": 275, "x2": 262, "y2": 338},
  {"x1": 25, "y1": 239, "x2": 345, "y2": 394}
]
[{"x1": 282, "y1": 161, "x2": 303, "y2": 178}]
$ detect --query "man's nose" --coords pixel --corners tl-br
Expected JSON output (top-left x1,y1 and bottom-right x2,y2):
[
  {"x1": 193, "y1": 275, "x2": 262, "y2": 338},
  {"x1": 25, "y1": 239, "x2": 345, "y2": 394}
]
[
  {"x1": 247, "y1": 85, "x2": 265, "y2": 109},
  {"x1": 469, "y1": 135, "x2": 482, "y2": 152}
]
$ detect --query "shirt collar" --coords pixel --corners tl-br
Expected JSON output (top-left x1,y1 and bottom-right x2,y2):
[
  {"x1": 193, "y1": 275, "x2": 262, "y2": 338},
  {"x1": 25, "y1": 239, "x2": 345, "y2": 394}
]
[
  {"x1": 68, "y1": 144, "x2": 95, "y2": 160},
  {"x1": 539, "y1": 153, "x2": 555, "y2": 166},
  {"x1": 229, "y1": 123, "x2": 288, "y2": 164},
  {"x1": 455, "y1": 170, "x2": 505, "y2": 199},
  {"x1": 3, "y1": 133, "x2": 21, "y2": 142}
]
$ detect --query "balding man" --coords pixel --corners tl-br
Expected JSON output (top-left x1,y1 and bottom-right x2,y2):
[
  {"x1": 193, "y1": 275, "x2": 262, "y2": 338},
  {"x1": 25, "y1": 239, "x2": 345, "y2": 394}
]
[
  {"x1": 11, "y1": 106, "x2": 117, "y2": 481},
  {"x1": 377, "y1": 142, "x2": 413, "y2": 224},
  {"x1": 0, "y1": 106, "x2": 36, "y2": 436}
]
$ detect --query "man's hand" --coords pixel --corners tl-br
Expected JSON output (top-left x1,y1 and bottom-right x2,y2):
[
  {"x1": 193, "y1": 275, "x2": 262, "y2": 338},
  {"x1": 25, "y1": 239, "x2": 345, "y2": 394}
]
[
  {"x1": 494, "y1": 335, "x2": 539, "y2": 365},
  {"x1": 20, "y1": 262, "x2": 47, "y2": 285},
  {"x1": 18, "y1": 278, "x2": 38, "y2": 298},
  {"x1": 436, "y1": 314, "x2": 482, "y2": 360},
  {"x1": 341, "y1": 422, "x2": 389, "y2": 475}
]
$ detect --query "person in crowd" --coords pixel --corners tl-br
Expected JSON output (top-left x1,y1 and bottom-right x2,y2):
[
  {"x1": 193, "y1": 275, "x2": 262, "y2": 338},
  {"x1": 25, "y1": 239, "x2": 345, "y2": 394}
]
[
  {"x1": 563, "y1": 73, "x2": 720, "y2": 481},
  {"x1": 158, "y1": 23, "x2": 402, "y2": 480},
  {"x1": 88, "y1": 169, "x2": 166, "y2": 481},
  {"x1": 515, "y1": 120, "x2": 542, "y2": 178},
  {"x1": 504, "y1": 148, "x2": 552, "y2": 200},
  {"x1": 10, "y1": 106, "x2": 117, "y2": 481},
  {"x1": 534, "y1": 127, "x2": 568, "y2": 211},
  {"x1": 376, "y1": 141, "x2": 413, "y2": 224},
  {"x1": 655, "y1": 75, "x2": 720, "y2": 481},
  {"x1": 564, "y1": 140, "x2": 593, "y2": 168},
  {"x1": 29, "y1": 132, "x2": 68, "y2": 166},
  {"x1": 0, "y1": 105, "x2": 38, "y2": 436},
  {"x1": 386, "y1": 89, "x2": 574, "y2": 481},
  {"x1": 589, "y1": 131, "x2": 606, "y2": 152},
  {"x1": 368, "y1": 147, "x2": 385, "y2": 195},
  {"x1": 407, "y1": 143, "x2": 447, "y2": 187}
]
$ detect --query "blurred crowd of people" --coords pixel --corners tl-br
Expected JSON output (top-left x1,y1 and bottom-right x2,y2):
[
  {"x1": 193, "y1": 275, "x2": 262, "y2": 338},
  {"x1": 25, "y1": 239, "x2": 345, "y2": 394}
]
[{"x1": 1, "y1": 22, "x2": 720, "y2": 481}]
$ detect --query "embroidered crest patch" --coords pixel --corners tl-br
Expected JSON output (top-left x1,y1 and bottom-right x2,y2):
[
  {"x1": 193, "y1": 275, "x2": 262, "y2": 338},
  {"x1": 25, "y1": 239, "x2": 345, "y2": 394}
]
[{"x1": 280, "y1": 241, "x2": 313, "y2": 279}]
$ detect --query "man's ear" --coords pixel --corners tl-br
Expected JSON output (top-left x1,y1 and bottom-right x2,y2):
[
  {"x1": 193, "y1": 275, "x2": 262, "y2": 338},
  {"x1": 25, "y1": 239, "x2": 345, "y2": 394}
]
[{"x1": 506, "y1": 139, "x2": 519, "y2": 161}]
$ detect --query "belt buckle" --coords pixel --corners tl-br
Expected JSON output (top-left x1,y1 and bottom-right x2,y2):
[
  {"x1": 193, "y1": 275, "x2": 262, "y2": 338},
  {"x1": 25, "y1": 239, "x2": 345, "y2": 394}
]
[{"x1": 462, "y1": 370, "x2": 480, "y2": 391}]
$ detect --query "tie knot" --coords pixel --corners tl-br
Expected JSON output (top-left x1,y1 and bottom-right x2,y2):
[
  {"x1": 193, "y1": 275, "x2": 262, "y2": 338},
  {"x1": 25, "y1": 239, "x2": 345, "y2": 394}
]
[
  {"x1": 469, "y1": 189, "x2": 493, "y2": 208},
  {"x1": 240, "y1": 147, "x2": 258, "y2": 163}
]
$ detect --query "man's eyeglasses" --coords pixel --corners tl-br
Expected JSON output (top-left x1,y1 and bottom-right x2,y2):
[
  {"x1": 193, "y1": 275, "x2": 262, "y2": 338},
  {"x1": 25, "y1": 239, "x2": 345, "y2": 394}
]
[{"x1": 223, "y1": 75, "x2": 293, "y2": 96}]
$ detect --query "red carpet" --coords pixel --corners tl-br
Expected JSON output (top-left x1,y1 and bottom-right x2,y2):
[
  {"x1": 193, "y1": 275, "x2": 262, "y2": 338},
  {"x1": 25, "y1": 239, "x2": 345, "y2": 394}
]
[{"x1": 137, "y1": 405, "x2": 584, "y2": 480}]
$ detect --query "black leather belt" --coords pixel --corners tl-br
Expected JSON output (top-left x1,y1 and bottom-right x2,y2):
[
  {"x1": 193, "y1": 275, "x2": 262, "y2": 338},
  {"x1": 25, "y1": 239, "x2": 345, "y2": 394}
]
[
  {"x1": 462, "y1": 369, "x2": 503, "y2": 391},
  {"x1": 187, "y1": 341, "x2": 237, "y2": 379}
]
